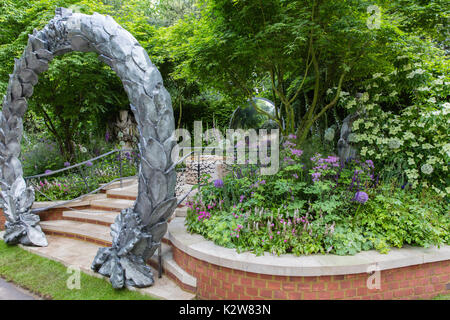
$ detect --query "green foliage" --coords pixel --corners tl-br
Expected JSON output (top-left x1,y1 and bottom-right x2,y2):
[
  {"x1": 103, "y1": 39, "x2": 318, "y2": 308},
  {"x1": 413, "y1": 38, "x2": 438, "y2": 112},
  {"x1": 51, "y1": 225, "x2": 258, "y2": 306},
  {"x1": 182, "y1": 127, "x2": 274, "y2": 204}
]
[
  {"x1": 185, "y1": 136, "x2": 449, "y2": 256},
  {"x1": 21, "y1": 138, "x2": 66, "y2": 176},
  {"x1": 0, "y1": 240, "x2": 157, "y2": 300}
]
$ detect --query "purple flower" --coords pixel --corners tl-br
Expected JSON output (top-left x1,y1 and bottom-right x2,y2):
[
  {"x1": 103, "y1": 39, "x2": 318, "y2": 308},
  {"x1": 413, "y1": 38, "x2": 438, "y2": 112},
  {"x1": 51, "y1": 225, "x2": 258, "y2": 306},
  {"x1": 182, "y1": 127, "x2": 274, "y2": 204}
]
[
  {"x1": 288, "y1": 134, "x2": 297, "y2": 140},
  {"x1": 64, "y1": 162, "x2": 70, "y2": 167},
  {"x1": 85, "y1": 161, "x2": 93, "y2": 167},
  {"x1": 45, "y1": 169, "x2": 52, "y2": 174},
  {"x1": 311, "y1": 172, "x2": 321, "y2": 182},
  {"x1": 105, "y1": 131, "x2": 111, "y2": 142},
  {"x1": 354, "y1": 191, "x2": 369, "y2": 204},
  {"x1": 214, "y1": 179, "x2": 224, "y2": 188},
  {"x1": 365, "y1": 160, "x2": 374, "y2": 168},
  {"x1": 291, "y1": 149, "x2": 303, "y2": 156}
]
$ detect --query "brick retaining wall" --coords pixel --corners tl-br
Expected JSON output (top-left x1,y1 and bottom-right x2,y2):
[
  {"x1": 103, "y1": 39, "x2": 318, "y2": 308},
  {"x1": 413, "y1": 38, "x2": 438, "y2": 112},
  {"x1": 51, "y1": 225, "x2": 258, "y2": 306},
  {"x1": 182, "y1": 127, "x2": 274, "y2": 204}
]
[{"x1": 172, "y1": 246, "x2": 450, "y2": 300}]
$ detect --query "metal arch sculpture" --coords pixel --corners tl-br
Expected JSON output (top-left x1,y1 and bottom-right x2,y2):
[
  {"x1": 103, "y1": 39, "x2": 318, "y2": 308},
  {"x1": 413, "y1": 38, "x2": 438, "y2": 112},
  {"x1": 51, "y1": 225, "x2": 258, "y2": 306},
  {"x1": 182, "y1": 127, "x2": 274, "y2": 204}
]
[{"x1": 0, "y1": 8, "x2": 177, "y2": 288}]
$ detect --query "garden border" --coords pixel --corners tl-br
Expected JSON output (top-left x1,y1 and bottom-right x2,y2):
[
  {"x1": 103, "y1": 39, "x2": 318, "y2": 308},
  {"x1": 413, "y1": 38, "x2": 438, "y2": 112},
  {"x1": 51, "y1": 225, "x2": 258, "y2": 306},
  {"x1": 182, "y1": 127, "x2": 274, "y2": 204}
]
[{"x1": 168, "y1": 217, "x2": 450, "y2": 299}]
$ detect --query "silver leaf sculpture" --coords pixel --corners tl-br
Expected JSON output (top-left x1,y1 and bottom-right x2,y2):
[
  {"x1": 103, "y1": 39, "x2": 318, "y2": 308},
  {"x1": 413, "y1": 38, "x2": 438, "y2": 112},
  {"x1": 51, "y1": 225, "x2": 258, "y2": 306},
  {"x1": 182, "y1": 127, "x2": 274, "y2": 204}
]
[{"x1": 0, "y1": 8, "x2": 177, "y2": 288}]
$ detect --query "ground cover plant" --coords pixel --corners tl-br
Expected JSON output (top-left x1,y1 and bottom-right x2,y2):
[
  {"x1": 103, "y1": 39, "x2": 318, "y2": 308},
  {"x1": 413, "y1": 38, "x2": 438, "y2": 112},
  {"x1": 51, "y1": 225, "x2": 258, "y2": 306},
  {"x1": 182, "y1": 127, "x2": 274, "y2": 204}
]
[
  {"x1": 186, "y1": 136, "x2": 449, "y2": 256},
  {"x1": 0, "y1": 241, "x2": 157, "y2": 300}
]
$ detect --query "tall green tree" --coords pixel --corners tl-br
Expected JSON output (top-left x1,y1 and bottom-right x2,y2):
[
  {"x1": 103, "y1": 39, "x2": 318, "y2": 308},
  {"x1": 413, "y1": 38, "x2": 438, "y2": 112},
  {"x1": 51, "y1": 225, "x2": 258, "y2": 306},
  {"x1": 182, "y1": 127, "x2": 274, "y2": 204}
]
[{"x1": 162, "y1": 0, "x2": 424, "y2": 145}]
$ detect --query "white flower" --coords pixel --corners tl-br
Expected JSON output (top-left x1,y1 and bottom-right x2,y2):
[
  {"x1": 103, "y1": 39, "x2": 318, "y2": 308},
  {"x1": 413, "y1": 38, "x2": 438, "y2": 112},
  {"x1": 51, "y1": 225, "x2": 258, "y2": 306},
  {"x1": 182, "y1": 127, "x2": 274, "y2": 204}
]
[
  {"x1": 326, "y1": 88, "x2": 334, "y2": 95},
  {"x1": 408, "y1": 158, "x2": 415, "y2": 165},
  {"x1": 433, "y1": 79, "x2": 443, "y2": 85},
  {"x1": 388, "y1": 139, "x2": 402, "y2": 149},
  {"x1": 406, "y1": 71, "x2": 415, "y2": 79},
  {"x1": 339, "y1": 91, "x2": 350, "y2": 98},
  {"x1": 403, "y1": 64, "x2": 412, "y2": 71},
  {"x1": 421, "y1": 164, "x2": 434, "y2": 175},
  {"x1": 427, "y1": 97, "x2": 436, "y2": 104},
  {"x1": 373, "y1": 73, "x2": 383, "y2": 79},
  {"x1": 348, "y1": 133, "x2": 357, "y2": 143},
  {"x1": 80, "y1": 146, "x2": 87, "y2": 153},
  {"x1": 397, "y1": 55, "x2": 408, "y2": 60},
  {"x1": 443, "y1": 143, "x2": 450, "y2": 157},
  {"x1": 361, "y1": 92, "x2": 369, "y2": 103},
  {"x1": 417, "y1": 86, "x2": 429, "y2": 92}
]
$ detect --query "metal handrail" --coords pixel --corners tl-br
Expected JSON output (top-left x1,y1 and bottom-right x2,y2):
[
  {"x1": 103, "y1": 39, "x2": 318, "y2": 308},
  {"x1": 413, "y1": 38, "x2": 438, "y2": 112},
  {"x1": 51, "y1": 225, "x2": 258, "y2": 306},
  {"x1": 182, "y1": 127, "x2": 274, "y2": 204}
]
[{"x1": 24, "y1": 148, "x2": 136, "y2": 180}]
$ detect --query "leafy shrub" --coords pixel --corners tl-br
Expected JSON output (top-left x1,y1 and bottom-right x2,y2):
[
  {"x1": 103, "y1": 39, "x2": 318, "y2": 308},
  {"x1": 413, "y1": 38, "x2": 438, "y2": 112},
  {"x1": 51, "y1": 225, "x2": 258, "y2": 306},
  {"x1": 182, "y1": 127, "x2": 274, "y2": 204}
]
[
  {"x1": 186, "y1": 136, "x2": 449, "y2": 256},
  {"x1": 21, "y1": 139, "x2": 65, "y2": 177}
]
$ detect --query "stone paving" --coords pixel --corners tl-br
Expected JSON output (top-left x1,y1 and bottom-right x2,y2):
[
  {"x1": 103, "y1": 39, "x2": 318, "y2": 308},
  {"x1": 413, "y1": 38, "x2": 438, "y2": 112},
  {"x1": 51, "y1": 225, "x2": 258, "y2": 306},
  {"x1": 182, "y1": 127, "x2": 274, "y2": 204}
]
[
  {"x1": 0, "y1": 278, "x2": 37, "y2": 300},
  {"x1": 19, "y1": 235, "x2": 195, "y2": 300}
]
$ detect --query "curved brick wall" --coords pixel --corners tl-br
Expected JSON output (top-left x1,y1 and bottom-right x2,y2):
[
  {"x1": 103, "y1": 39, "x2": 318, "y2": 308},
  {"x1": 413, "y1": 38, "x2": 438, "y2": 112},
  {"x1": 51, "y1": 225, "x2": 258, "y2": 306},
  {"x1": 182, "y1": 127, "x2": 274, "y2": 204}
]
[{"x1": 172, "y1": 246, "x2": 450, "y2": 300}]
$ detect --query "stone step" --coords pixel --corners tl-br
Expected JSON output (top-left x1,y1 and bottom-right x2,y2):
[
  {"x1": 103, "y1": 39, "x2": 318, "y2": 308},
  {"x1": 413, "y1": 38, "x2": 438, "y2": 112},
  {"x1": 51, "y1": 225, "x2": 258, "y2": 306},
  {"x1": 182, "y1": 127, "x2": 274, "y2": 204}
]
[
  {"x1": 174, "y1": 206, "x2": 188, "y2": 217},
  {"x1": 15, "y1": 235, "x2": 195, "y2": 300},
  {"x1": 90, "y1": 198, "x2": 135, "y2": 211},
  {"x1": 40, "y1": 220, "x2": 112, "y2": 246},
  {"x1": 148, "y1": 242, "x2": 197, "y2": 291},
  {"x1": 99, "y1": 178, "x2": 137, "y2": 191},
  {"x1": 106, "y1": 184, "x2": 138, "y2": 200},
  {"x1": 62, "y1": 209, "x2": 119, "y2": 225}
]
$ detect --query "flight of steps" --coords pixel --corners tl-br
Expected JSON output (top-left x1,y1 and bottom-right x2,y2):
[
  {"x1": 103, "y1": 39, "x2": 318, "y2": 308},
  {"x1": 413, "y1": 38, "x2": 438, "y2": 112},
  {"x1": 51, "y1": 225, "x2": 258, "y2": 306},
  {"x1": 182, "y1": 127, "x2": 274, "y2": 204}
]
[{"x1": 38, "y1": 181, "x2": 195, "y2": 293}]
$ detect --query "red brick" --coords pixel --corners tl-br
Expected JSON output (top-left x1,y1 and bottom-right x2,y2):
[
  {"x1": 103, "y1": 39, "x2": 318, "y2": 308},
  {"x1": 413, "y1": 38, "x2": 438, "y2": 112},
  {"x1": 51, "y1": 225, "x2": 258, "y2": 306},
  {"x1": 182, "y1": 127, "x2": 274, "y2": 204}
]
[
  {"x1": 439, "y1": 274, "x2": 449, "y2": 283},
  {"x1": 260, "y1": 274, "x2": 273, "y2": 280},
  {"x1": 318, "y1": 291, "x2": 332, "y2": 300},
  {"x1": 312, "y1": 282, "x2": 325, "y2": 292},
  {"x1": 414, "y1": 287, "x2": 425, "y2": 296},
  {"x1": 288, "y1": 292, "x2": 302, "y2": 300},
  {"x1": 274, "y1": 291, "x2": 288, "y2": 300},
  {"x1": 223, "y1": 281, "x2": 232, "y2": 290},
  {"x1": 303, "y1": 292, "x2": 317, "y2": 300},
  {"x1": 388, "y1": 282, "x2": 399, "y2": 290},
  {"x1": 383, "y1": 291, "x2": 394, "y2": 299},
  {"x1": 282, "y1": 282, "x2": 296, "y2": 291},
  {"x1": 228, "y1": 274, "x2": 240, "y2": 283},
  {"x1": 241, "y1": 277, "x2": 253, "y2": 286},
  {"x1": 254, "y1": 279, "x2": 266, "y2": 288},
  {"x1": 245, "y1": 272, "x2": 259, "y2": 278},
  {"x1": 298, "y1": 283, "x2": 311, "y2": 290},
  {"x1": 260, "y1": 289, "x2": 273, "y2": 299},
  {"x1": 233, "y1": 285, "x2": 245, "y2": 294},
  {"x1": 245, "y1": 287, "x2": 259, "y2": 296},
  {"x1": 216, "y1": 287, "x2": 227, "y2": 299},
  {"x1": 399, "y1": 280, "x2": 410, "y2": 288},
  {"x1": 352, "y1": 279, "x2": 365, "y2": 288},
  {"x1": 228, "y1": 291, "x2": 240, "y2": 300},
  {"x1": 333, "y1": 291, "x2": 345, "y2": 299},
  {"x1": 340, "y1": 280, "x2": 352, "y2": 290},
  {"x1": 415, "y1": 269, "x2": 426, "y2": 278},
  {"x1": 414, "y1": 277, "x2": 428, "y2": 286},
  {"x1": 345, "y1": 289, "x2": 356, "y2": 298},
  {"x1": 393, "y1": 272, "x2": 404, "y2": 281},
  {"x1": 268, "y1": 281, "x2": 281, "y2": 290},
  {"x1": 333, "y1": 275, "x2": 345, "y2": 281},
  {"x1": 327, "y1": 282, "x2": 339, "y2": 290},
  {"x1": 304, "y1": 277, "x2": 318, "y2": 283},
  {"x1": 357, "y1": 287, "x2": 368, "y2": 296},
  {"x1": 431, "y1": 276, "x2": 440, "y2": 284}
]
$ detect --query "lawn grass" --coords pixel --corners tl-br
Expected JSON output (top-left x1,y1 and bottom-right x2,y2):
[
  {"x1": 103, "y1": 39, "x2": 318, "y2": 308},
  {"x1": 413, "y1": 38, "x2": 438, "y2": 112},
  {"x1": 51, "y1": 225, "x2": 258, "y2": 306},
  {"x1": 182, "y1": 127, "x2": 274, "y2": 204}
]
[
  {"x1": 0, "y1": 240, "x2": 157, "y2": 300},
  {"x1": 433, "y1": 294, "x2": 450, "y2": 300}
]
